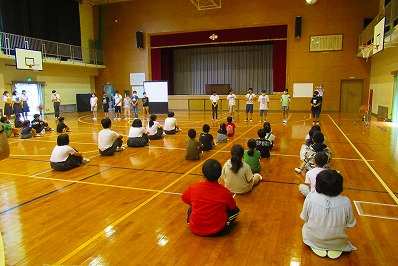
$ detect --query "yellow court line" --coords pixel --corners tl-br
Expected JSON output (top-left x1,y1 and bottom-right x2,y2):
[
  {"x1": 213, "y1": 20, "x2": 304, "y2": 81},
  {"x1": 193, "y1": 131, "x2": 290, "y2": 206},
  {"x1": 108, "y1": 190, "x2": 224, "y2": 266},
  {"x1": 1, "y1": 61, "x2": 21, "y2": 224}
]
[
  {"x1": 0, "y1": 232, "x2": 4, "y2": 266},
  {"x1": 54, "y1": 122, "x2": 258, "y2": 265},
  {"x1": 327, "y1": 115, "x2": 398, "y2": 204}
]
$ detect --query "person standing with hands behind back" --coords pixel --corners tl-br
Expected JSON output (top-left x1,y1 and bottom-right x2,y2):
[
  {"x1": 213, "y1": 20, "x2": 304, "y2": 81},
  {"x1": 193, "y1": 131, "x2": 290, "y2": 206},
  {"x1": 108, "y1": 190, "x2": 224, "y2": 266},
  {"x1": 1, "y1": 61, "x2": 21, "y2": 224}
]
[
  {"x1": 51, "y1": 90, "x2": 61, "y2": 118},
  {"x1": 281, "y1": 88, "x2": 290, "y2": 124},
  {"x1": 142, "y1": 92, "x2": 149, "y2": 120},
  {"x1": 210, "y1": 91, "x2": 219, "y2": 121},
  {"x1": 311, "y1": 91, "x2": 322, "y2": 125}
]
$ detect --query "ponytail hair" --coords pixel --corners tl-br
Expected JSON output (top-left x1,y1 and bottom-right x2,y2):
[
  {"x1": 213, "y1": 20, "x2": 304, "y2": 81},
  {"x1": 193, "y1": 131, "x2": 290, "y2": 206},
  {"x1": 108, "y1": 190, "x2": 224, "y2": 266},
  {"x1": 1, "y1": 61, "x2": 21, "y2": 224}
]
[
  {"x1": 149, "y1": 114, "x2": 157, "y2": 128},
  {"x1": 247, "y1": 138, "x2": 256, "y2": 157},
  {"x1": 230, "y1": 144, "x2": 244, "y2": 173}
]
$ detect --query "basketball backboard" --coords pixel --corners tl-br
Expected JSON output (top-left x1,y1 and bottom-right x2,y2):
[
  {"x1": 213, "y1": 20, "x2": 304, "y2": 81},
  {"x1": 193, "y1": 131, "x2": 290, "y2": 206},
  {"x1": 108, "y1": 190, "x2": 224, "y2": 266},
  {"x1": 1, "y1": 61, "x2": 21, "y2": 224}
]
[
  {"x1": 373, "y1": 17, "x2": 385, "y2": 55},
  {"x1": 15, "y1": 48, "x2": 43, "y2": 71}
]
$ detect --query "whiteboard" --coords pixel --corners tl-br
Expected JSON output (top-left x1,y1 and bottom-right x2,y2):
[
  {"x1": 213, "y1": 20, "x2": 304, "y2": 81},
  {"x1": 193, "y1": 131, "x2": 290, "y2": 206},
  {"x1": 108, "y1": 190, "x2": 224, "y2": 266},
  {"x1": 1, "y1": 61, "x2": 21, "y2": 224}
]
[
  {"x1": 130, "y1": 73, "x2": 145, "y2": 85},
  {"x1": 293, "y1": 83, "x2": 314, "y2": 97},
  {"x1": 143, "y1": 81, "x2": 168, "y2": 102}
]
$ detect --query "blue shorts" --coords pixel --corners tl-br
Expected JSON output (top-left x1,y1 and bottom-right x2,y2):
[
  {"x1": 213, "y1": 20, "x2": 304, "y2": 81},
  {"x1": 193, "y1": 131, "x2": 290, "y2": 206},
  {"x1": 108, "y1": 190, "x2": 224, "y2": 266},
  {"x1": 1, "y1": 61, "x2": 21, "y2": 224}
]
[
  {"x1": 312, "y1": 110, "x2": 321, "y2": 118},
  {"x1": 281, "y1": 106, "x2": 289, "y2": 111},
  {"x1": 246, "y1": 104, "x2": 254, "y2": 113}
]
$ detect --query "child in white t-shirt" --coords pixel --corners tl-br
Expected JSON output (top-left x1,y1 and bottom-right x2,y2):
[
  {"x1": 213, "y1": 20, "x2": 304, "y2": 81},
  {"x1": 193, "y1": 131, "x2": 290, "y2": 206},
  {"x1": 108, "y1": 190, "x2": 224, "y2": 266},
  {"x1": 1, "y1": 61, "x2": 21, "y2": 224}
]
[
  {"x1": 147, "y1": 114, "x2": 164, "y2": 140},
  {"x1": 258, "y1": 90, "x2": 270, "y2": 122},
  {"x1": 98, "y1": 118, "x2": 124, "y2": 156},
  {"x1": 298, "y1": 151, "x2": 328, "y2": 197},
  {"x1": 127, "y1": 118, "x2": 149, "y2": 147},
  {"x1": 164, "y1": 112, "x2": 180, "y2": 134},
  {"x1": 50, "y1": 134, "x2": 89, "y2": 171},
  {"x1": 90, "y1": 93, "x2": 98, "y2": 119}
]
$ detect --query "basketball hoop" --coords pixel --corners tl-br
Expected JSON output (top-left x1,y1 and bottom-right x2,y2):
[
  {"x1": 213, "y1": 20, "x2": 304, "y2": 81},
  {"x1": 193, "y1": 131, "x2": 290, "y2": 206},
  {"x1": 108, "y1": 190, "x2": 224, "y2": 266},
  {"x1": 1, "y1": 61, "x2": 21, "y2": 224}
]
[
  {"x1": 28, "y1": 64, "x2": 39, "y2": 71},
  {"x1": 359, "y1": 44, "x2": 378, "y2": 61}
]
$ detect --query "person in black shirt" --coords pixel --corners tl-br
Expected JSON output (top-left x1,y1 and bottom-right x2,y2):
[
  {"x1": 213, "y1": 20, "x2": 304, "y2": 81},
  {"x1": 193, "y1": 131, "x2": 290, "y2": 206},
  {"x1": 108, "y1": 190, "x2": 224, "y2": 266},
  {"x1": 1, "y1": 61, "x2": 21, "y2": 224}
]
[
  {"x1": 142, "y1": 92, "x2": 149, "y2": 120},
  {"x1": 31, "y1": 114, "x2": 54, "y2": 134},
  {"x1": 199, "y1": 124, "x2": 215, "y2": 151},
  {"x1": 310, "y1": 91, "x2": 322, "y2": 125}
]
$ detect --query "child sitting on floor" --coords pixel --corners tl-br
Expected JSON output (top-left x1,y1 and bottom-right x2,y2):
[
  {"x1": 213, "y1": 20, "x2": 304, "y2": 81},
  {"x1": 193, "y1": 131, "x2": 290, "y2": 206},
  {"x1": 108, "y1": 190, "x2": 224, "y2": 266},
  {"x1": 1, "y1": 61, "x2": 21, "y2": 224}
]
[
  {"x1": 298, "y1": 151, "x2": 329, "y2": 197},
  {"x1": 50, "y1": 134, "x2": 90, "y2": 171},
  {"x1": 127, "y1": 119, "x2": 149, "y2": 147},
  {"x1": 295, "y1": 131, "x2": 331, "y2": 174},
  {"x1": 182, "y1": 159, "x2": 240, "y2": 236},
  {"x1": 244, "y1": 138, "x2": 261, "y2": 173},
  {"x1": 20, "y1": 120, "x2": 39, "y2": 139},
  {"x1": 256, "y1": 128, "x2": 272, "y2": 158},
  {"x1": 199, "y1": 124, "x2": 215, "y2": 151},
  {"x1": 226, "y1": 116, "x2": 236, "y2": 137},
  {"x1": 56, "y1": 117, "x2": 72, "y2": 133},
  {"x1": 185, "y1": 129, "x2": 203, "y2": 160},
  {"x1": 300, "y1": 170, "x2": 356, "y2": 259},
  {"x1": 215, "y1": 123, "x2": 228, "y2": 144},
  {"x1": 221, "y1": 144, "x2": 263, "y2": 194}
]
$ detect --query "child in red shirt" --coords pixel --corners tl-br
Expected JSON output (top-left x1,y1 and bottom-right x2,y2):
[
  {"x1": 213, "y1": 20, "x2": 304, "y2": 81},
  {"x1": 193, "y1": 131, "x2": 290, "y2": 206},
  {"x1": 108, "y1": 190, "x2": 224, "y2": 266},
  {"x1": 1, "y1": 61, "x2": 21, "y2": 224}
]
[
  {"x1": 182, "y1": 159, "x2": 240, "y2": 236},
  {"x1": 226, "y1": 116, "x2": 236, "y2": 137}
]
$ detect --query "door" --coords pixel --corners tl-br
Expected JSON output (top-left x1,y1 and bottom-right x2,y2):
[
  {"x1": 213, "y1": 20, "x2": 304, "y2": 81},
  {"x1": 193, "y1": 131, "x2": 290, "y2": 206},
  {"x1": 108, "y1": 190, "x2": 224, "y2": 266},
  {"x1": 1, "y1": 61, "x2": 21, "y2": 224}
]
[
  {"x1": 14, "y1": 82, "x2": 43, "y2": 117},
  {"x1": 340, "y1": 79, "x2": 363, "y2": 112},
  {"x1": 102, "y1": 84, "x2": 114, "y2": 109}
]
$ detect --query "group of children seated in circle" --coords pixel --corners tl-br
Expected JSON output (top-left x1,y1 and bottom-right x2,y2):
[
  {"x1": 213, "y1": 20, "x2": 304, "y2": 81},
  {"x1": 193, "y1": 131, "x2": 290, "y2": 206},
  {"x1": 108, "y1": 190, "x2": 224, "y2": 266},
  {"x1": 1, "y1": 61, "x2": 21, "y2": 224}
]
[{"x1": 183, "y1": 123, "x2": 356, "y2": 260}]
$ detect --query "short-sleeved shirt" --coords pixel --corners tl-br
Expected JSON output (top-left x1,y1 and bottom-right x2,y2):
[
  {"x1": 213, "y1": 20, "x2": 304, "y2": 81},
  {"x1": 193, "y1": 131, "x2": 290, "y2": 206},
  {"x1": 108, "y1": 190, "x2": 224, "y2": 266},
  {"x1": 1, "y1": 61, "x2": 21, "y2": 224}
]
[
  {"x1": 256, "y1": 138, "x2": 272, "y2": 158},
  {"x1": 281, "y1": 94, "x2": 290, "y2": 106},
  {"x1": 164, "y1": 117, "x2": 178, "y2": 131},
  {"x1": 221, "y1": 159, "x2": 254, "y2": 194},
  {"x1": 199, "y1": 132, "x2": 213, "y2": 151},
  {"x1": 311, "y1": 97, "x2": 322, "y2": 112},
  {"x1": 142, "y1": 97, "x2": 149, "y2": 107},
  {"x1": 227, "y1": 94, "x2": 236, "y2": 106},
  {"x1": 114, "y1": 94, "x2": 122, "y2": 106},
  {"x1": 305, "y1": 167, "x2": 325, "y2": 192},
  {"x1": 258, "y1": 94, "x2": 270, "y2": 110},
  {"x1": 185, "y1": 139, "x2": 202, "y2": 160},
  {"x1": 131, "y1": 95, "x2": 139, "y2": 106},
  {"x1": 128, "y1": 127, "x2": 147, "y2": 138},
  {"x1": 182, "y1": 181, "x2": 237, "y2": 236},
  {"x1": 90, "y1": 96, "x2": 98, "y2": 107},
  {"x1": 56, "y1": 122, "x2": 68, "y2": 133},
  {"x1": 244, "y1": 150, "x2": 261, "y2": 173},
  {"x1": 124, "y1": 97, "x2": 132, "y2": 108},
  {"x1": 246, "y1": 93, "x2": 256, "y2": 105},
  {"x1": 226, "y1": 122, "x2": 236, "y2": 137},
  {"x1": 98, "y1": 128, "x2": 120, "y2": 151},
  {"x1": 210, "y1": 95, "x2": 219, "y2": 103},
  {"x1": 50, "y1": 145, "x2": 76, "y2": 162},
  {"x1": 147, "y1": 121, "x2": 161, "y2": 135},
  {"x1": 31, "y1": 118, "x2": 45, "y2": 132}
]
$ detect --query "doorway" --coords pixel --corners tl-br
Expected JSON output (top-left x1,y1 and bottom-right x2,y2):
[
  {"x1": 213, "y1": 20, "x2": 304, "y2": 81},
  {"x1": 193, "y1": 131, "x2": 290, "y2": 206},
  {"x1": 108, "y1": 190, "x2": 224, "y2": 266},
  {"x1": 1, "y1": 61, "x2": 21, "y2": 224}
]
[
  {"x1": 392, "y1": 75, "x2": 398, "y2": 122},
  {"x1": 13, "y1": 82, "x2": 43, "y2": 118},
  {"x1": 340, "y1": 79, "x2": 364, "y2": 112},
  {"x1": 102, "y1": 84, "x2": 114, "y2": 109}
]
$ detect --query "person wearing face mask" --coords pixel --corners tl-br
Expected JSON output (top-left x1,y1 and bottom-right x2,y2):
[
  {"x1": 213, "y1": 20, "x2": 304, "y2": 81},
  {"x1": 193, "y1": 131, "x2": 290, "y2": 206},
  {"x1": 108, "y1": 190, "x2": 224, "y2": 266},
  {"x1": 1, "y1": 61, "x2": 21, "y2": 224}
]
[{"x1": 311, "y1": 90, "x2": 322, "y2": 125}]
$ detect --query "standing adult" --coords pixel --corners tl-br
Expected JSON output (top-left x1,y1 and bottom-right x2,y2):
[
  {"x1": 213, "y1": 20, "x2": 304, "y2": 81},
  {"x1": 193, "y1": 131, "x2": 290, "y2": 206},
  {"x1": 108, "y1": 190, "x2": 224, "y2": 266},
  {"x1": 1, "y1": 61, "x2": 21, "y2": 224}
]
[
  {"x1": 210, "y1": 91, "x2": 219, "y2": 121},
  {"x1": 245, "y1": 88, "x2": 256, "y2": 122},
  {"x1": 51, "y1": 90, "x2": 61, "y2": 118},
  {"x1": 21, "y1": 90, "x2": 30, "y2": 119}
]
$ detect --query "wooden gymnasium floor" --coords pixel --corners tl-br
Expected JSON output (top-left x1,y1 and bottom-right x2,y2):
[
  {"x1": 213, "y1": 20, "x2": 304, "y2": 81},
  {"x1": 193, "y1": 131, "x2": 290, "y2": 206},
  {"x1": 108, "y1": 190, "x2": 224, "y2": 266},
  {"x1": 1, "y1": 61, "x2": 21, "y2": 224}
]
[{"x1": 1, "y1": 110, "x2": 398, "y2": 265}]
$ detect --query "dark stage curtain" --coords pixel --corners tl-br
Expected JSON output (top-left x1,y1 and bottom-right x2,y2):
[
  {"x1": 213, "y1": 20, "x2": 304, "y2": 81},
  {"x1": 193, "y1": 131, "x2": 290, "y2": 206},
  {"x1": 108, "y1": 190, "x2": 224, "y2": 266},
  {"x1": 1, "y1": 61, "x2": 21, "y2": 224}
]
[
  {"x1": 0, "y1": 0, "x2": 81, "y2": 46},
  {"x1": 273, "y1": 40, "x2": 287, "y2": 92}
]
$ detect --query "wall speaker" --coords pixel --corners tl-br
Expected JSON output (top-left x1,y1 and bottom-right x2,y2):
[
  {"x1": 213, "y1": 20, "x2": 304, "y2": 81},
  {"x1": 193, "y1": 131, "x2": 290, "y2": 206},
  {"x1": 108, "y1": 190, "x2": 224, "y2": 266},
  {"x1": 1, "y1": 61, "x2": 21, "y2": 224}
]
[
  {"x1": 136, "y1": 31, "x2": 144, "y2": 49},
  {"x1": 295, "y1": 16, "x2": 302, "y2": 38}
]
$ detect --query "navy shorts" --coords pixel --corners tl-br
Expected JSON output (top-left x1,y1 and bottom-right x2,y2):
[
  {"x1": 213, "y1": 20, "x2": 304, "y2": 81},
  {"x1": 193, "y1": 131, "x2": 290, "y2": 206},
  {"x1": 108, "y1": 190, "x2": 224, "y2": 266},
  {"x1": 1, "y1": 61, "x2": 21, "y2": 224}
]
[{"x1": 246, "y1": 104, "x2": 254, "y2": 113}]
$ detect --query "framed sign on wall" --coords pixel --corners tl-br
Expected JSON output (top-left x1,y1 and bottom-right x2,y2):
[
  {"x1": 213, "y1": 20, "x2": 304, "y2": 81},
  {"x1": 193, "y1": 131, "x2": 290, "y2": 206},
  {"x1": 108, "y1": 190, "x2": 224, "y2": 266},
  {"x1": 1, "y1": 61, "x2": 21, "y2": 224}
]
[{"x1": 310, "y1": 34, "x2": 343, "y2": 52}]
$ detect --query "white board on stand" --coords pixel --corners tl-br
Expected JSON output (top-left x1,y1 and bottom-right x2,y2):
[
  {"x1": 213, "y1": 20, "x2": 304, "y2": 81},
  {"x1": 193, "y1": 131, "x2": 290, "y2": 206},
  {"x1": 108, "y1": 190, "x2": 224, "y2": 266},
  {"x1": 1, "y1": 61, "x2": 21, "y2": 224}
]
[{"x1": 293, "y1": 83, "x2": 314, "y2": 97}]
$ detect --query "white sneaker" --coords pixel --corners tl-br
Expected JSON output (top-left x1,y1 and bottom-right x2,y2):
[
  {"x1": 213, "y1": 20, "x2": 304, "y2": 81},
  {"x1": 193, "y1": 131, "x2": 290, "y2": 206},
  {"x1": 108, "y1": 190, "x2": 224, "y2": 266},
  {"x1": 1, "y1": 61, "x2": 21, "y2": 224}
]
[
  {"x1": 327, "y1": 250, "x2": 342, "y2": 259},
  {"x1": 250, "y1": 119, "x2": 252, "y2": 123},
  {"x1": 311, "y1": 247, "x2": 327, "y2": 257},
  {"x1": 116, "y1": 146, "x2": 125, "y2": 151},
  {"x1": 244, "y1": 119, "x2": 248, "y2": 122},
  {"x1": 82, "y1": 158, "x2": 90, "y2": 164},
  {"x1": 294, "y1": 168, "x2": 302, "y2": 174}
]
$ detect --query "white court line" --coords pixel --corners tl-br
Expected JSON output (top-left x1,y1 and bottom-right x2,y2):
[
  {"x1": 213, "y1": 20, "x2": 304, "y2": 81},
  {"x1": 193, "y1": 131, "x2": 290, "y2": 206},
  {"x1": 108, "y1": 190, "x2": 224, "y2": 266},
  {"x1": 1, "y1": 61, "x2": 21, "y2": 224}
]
[
  {"x1": 354, "y1": 201, "x2": 398, "y2": 221},
  {"x1": 328, "y1": 114, "x2": 398, "y2": 204}
]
